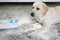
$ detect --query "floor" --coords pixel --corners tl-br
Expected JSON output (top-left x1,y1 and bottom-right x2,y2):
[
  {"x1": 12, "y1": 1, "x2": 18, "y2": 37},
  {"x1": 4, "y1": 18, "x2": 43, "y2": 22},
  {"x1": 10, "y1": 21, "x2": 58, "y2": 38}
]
[{"x1": 0, "y1": 4, "x2": 33, "y2": 20}]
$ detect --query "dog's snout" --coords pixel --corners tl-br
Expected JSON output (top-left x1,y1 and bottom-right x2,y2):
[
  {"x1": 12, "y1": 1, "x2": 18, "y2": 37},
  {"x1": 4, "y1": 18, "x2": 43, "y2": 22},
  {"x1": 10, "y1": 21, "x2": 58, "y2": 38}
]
[{"x1": 31, "y1": 12, "x2": 34, "y2": 17}]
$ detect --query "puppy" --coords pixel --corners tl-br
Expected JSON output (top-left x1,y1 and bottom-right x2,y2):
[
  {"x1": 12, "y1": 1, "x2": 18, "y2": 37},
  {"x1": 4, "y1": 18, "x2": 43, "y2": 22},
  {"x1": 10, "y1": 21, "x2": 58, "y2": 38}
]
[{"x1": 31, "y1": 1, "x2": 60, "y2": 40}]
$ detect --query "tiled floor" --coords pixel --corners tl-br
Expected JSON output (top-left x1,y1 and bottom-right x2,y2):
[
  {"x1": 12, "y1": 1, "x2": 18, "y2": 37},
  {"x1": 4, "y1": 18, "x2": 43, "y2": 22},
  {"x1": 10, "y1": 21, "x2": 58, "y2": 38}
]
[{"x1": 0, "y1": 5, "x2": 32, "y2": 20}]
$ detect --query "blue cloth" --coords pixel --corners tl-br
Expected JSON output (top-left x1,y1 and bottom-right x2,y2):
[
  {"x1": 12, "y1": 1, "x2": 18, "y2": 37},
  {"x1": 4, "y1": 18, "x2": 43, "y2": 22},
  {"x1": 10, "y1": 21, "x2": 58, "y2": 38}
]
[{"x1": 3, "y1": 19, "x2": 19, "y2": 24}]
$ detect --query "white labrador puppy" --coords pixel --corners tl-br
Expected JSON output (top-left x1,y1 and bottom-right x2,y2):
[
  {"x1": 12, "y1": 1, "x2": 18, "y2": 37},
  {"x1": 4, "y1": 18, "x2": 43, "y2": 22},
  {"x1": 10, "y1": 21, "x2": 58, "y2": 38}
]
[{"x1": 31, "y1": 1, "x2": 60, "y2": 40}]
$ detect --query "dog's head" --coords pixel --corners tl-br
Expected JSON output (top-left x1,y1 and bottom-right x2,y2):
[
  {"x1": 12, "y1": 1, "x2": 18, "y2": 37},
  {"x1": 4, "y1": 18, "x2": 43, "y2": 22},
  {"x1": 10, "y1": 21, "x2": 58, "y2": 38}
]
[{"x1": 31, "y1": 1, "x2": 48, "y2": 19}]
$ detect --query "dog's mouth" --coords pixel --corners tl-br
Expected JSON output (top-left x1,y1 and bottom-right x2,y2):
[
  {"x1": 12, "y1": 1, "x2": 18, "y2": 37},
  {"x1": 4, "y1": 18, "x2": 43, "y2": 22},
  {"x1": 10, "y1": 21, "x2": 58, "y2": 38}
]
[
  {"x1": 31, "y1": 12, "x2": 43, "y2": 26},
  {"x1": 32, "y1": 16, "x2": 43, "y2": 26}
]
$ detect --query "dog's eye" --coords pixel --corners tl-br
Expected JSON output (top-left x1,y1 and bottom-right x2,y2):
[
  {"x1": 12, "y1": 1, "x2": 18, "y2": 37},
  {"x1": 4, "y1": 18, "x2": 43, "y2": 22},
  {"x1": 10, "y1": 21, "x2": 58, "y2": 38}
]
[
  {"x1": 32, "y1": 7, "x2": 34, "y2": 9},
  {"x1": 36, "y1": 8, "x2": 40, "y2": 10}
]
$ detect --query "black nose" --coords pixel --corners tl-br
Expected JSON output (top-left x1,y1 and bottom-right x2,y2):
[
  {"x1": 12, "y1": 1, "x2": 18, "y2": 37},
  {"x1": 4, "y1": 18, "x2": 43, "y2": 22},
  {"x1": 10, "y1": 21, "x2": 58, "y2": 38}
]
[{"x1": 31, "y1": 12, "x2": 34, "y2": 17}]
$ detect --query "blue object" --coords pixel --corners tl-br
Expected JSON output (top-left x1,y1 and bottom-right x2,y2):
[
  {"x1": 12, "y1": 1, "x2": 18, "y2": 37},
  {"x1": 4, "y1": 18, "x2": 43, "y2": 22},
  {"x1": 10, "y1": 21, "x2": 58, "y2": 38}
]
[{"x1": 3, "y1": 19, "x2": 19, "y2": 24}]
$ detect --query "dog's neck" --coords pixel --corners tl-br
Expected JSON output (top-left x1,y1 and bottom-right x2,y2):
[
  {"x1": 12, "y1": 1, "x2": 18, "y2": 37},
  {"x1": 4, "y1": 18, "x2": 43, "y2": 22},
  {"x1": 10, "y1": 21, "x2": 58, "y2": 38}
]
[
  {"x1": 40, "y1": 7, "x2": 56, "y2": 27},
  {"x1": 39, "y1": 7, "x2": 50, "y2": 26}
]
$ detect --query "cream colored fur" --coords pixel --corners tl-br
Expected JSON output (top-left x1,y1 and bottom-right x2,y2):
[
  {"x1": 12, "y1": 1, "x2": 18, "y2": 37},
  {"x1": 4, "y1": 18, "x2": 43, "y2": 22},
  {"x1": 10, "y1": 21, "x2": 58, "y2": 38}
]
[
  {"x1": 32, "y1": 2, "x2": 60, "y2": 27},
  {"x1": 31, "y1": 1, "x2": 60, "y2": 40}
]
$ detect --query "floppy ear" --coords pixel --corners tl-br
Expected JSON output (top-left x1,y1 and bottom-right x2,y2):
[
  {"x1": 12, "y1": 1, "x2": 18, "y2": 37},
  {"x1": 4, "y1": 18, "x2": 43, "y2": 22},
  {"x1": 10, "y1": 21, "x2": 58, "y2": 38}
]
[{"x1": 42, "y1": 3, "x2": 48, "y2": 16}]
